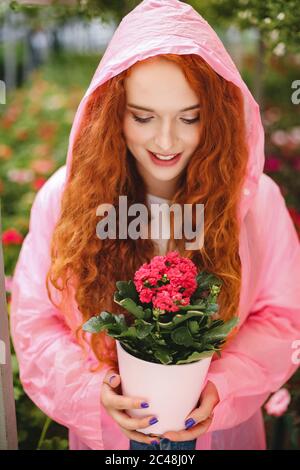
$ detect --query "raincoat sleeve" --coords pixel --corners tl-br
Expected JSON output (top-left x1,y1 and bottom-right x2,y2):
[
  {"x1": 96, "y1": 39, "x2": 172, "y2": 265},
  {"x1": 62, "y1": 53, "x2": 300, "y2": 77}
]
[
  {"x1": 10, "y1": 168, "x2": 111, "y2": 450},
  {"x1": 205, "y1": 177, "x2": 300, "y2": 433}
]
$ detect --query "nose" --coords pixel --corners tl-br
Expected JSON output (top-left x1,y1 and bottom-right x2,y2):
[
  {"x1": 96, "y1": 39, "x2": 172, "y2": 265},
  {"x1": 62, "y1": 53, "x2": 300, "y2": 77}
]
[{"x1": 154, "y1": 120, "x2": 177, "y2": 152}]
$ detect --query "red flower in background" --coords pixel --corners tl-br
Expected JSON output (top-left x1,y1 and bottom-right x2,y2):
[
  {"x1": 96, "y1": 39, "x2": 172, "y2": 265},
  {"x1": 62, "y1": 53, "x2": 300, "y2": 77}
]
[
  {"x1": 264, "y1": 156, "x2": 282, "y2": 173},
  {"x1": 292, "y1": 157, "x2": 300, "y2": 172},
  {"x1": 1, "y1": 103, "x2": 21, "y2": 129},
  {"x1": 288, "y1": 207, "x2": 300, "y2": 238},
  {"x1": 2, "y1": 228, "x2": 23, "y2": 246},
  {"x1": 32, "y1": 176, "x2": 47, "y2": 190},
  {"x1": 15, "y1": 129, "x2": 29, "y2": 141},
  {"x1": 0, "y1": 144, "x2": 13, "y2": 160},
  {"x1": 38, "y1": 122, "x2": 58, "y2": 140}
]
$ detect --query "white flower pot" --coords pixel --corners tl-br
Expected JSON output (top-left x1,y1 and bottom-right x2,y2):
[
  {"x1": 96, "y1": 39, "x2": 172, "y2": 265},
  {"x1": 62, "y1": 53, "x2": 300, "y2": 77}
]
[{"x1": 116, "y1": 340, "x2": 213, "y2": 435}]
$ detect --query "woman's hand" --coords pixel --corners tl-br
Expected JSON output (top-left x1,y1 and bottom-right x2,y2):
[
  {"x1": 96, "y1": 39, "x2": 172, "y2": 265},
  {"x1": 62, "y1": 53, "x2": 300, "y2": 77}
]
[
  {"x1": 161, "y1": 380, "x2": 220, "y2": 442},
  {"x1": 101, "y1": 369, "x2": 162, "y2": 445}
]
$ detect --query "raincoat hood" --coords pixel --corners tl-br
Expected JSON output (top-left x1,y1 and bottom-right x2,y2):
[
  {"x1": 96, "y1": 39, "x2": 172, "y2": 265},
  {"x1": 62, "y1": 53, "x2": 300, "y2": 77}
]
[{"x1": 65, "y1": 0, "x2": 264, "y2": 222}]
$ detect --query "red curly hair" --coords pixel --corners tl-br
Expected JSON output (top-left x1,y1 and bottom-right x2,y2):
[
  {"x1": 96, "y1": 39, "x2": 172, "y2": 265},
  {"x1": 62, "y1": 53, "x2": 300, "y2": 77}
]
[{"x1": 46, "y1": 53, "x2": 249, "y2": 372}]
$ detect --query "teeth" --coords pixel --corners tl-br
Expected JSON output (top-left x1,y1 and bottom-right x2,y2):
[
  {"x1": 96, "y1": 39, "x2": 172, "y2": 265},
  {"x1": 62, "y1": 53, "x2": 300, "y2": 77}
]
[{"x1": 153, "y1": 153, "x2": 178, "y2": 160}]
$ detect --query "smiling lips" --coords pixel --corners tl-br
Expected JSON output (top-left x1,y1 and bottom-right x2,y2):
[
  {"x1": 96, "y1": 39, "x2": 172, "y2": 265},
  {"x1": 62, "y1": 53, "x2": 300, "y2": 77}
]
[{"x1": 148, "y1": 150, "x2": 182, "y2": 166}]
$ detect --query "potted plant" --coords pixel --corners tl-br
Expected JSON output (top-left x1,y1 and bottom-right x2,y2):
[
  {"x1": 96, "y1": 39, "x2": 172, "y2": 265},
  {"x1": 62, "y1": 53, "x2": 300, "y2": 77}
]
[{"x1": 83, "y1": 251, "x2": 239, "y2": 435}]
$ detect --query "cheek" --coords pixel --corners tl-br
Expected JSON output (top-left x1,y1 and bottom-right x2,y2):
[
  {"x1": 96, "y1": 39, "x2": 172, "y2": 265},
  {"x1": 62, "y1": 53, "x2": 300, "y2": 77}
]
[
  {"x1": 123, "y1": 117, "x2": 148, "y2": 145},
  {"x1": 186, "y1": 127, "x2": 202, "y2": 149}
]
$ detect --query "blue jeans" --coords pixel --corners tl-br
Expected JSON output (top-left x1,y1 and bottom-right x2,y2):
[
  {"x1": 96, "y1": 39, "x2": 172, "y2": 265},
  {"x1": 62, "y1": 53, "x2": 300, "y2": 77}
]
[{"x1": 130, "y1": 438, "x2": 196, "y2": 450}]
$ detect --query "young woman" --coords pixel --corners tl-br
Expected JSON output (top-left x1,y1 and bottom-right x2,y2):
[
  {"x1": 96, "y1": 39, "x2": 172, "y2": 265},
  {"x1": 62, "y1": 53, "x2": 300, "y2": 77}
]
[{"x1": 10, "y1": 0, "x2": 300, "y2": 451}]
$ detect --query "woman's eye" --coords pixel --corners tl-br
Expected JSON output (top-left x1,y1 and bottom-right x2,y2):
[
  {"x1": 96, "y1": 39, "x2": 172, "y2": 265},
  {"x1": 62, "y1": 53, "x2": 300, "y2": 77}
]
[
  {"x1": 132, "y1": 114, "x2": 200, "y2": 125},
  {"x1": 182, "y1": 117, "x2": 200, "y2": 124},
  {"x1": 133, "y1": 115, "x2": 152, "y2": 123}
]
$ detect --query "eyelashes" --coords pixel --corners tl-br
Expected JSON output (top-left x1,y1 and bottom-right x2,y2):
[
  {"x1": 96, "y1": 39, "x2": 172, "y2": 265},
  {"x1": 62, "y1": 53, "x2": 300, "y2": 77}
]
[{"x1": 132, "y1": 114, "x2": 200, "y2": 125}]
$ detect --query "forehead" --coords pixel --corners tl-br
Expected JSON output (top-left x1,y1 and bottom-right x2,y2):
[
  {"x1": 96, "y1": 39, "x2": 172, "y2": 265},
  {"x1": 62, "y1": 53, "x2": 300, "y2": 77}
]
[{"x1": 124, "y1": 59, "x2": 198, "y2": 109}]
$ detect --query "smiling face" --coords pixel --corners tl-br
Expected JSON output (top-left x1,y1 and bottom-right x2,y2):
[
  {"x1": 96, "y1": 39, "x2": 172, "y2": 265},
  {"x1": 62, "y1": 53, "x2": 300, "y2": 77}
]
[{"x1": 122, "y1": 57, "x2": 202, "y2": 199}]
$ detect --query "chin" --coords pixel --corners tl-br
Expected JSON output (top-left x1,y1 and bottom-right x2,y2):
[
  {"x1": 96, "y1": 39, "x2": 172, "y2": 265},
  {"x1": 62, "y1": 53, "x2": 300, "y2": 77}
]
[{"x1": 150, "y1": 172, "x2": 181, "y2": 181}]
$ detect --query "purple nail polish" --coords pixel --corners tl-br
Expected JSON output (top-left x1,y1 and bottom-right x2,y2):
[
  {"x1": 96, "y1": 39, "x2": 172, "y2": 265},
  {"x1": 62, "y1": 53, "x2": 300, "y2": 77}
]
[
  {"x1": 149, "y1": 417, "x2": 158, "y2": 425},
  {"x1": 109, "y1": 375, "x2": 116, "y2": 384},
  {"x1": 185, "y1": 418, "x2": 196, "y2": 429},
  {"x1": 141, "y1": 402, "x2": 149, "y2": 408},
  {"x1": 150, "y1": 440, "x2": 159, "y2": 445}
]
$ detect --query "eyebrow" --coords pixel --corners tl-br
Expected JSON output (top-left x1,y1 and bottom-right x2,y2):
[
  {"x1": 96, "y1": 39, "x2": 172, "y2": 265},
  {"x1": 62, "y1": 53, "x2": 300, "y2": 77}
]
[{"x1": 127, "y1": 103, "x2": 201, "y2": 112}]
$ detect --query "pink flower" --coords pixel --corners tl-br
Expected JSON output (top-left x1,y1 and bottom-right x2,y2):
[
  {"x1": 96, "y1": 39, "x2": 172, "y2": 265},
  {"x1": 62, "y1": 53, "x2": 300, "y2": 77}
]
[
  {"x1": 7, "y1": 168, "x2": 35, "y2": 183},
  {"x1": 2, "y1": 228, "x2": 23, "y2": 245},
  {"x1": 264, "y1": 156, "x2": 282, "y2": 173},
  {"x1": 290, "y1": 127, "x2": 300, "y2": 147},
  {"x1": 31, "y1": 159, "x2": 54, "y2": 174},
  {"x1": 270, "y1": 130, "x2": 288, "y2": 147},
  {"x1": 264, "y1": 388, "x2": 291, "y2": 417},
  {"x1": 5, "y1": 275, "x2": 13, "y2": 292},
  {"x1": 134, "y1": 251, "x2": 197, "y2": 313},
  {"x1": 263, "y1": 107, "x2": 281, "y2": 126}
]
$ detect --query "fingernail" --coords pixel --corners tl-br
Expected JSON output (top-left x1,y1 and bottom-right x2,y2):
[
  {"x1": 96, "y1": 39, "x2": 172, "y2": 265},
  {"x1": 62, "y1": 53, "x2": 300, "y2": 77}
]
[
  {"x1": 109, "y1": 375, "x2": 116, "y2": 384},
  {"x1": 149, "y1": 417, "x2": 158, "y2": 425},
  {"x1": 141, "y1": 402, "x2": 149, "y2": 408},
  {"x1": 150, "y1": 440, "x2": 159, "y2": 445},
  {"x1": 185, "y1": 418, "x2": 196, "y2": 429}
]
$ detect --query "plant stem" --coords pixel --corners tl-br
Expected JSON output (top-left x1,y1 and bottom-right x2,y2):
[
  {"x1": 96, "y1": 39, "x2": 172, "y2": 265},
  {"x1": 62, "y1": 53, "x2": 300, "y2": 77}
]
[{"x1": 37, "y1": 415, "x2": 52, "y2": 450}]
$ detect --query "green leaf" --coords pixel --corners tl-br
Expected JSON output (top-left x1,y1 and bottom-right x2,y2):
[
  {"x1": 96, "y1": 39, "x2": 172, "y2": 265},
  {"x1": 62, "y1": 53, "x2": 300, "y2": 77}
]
[
  {"x1": 188, "y1": 319, "x2": 200, "y2": 334},
  {"x1": 118, "y1": 341, "x2": 141, "y2": 358},
  {"x1": 116, "y1": 280, "x2": 139, "y2": 302},
  {"x1": 143, "y1": 308, "x2": 152, "y2": 321},
  {"x1": 82, "y1": 311, "x2": 127, "y2": 334},
  {"x1": 177, "y1": 303, "x2": 206, "y2": 311},
  {"x1": 157, "y1": 310, "x2": 206, "y2": 330},
  {"x1": 154, "y1": 348, "x2": 173, "y2": 364},
  {"x1": 116, "y1": 326, "x2": 138, "y2": 339},
  {"x1": 205, "y1": 303, "x2": 219, "y2": 314},
  {"x1": 82, "y1": 312, "x2": 111, "y2": 333},
  {"x1": 171, "y1": 326, "x2": 194, "y2": 346},
  {"x1": 135, "y1": 320, "x2": 154, "y2": 339},
  {"x1": 202, "y1": 317, "x2": 239, "y2": 341},
  {"x1": 113, "y1": 295, "x2": 145, "y2": 319},
  {"x1": 172, "y1": 310, "x2": 205, "y2": 325},
  {"x1": 176, "y1": 350, "x2": 214, "y2": 364}
]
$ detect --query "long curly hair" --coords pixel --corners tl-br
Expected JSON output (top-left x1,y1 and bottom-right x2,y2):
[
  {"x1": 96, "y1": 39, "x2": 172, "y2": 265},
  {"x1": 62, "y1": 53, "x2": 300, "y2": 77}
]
[{"x1": 46, "y1": 53, "x2": 249, "y2": 372}]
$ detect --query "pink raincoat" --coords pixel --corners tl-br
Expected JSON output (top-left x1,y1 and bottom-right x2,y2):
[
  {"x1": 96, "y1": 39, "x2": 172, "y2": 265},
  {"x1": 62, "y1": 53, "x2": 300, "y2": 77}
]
[{"x1": 10, "y1": 0, "x2": 300, "y2": 450}]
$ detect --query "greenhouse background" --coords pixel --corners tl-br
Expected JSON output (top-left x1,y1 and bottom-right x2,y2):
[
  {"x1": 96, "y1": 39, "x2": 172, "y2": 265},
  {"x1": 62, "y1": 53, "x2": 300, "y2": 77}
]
[{"x1": 0, "y1": 0, "x2": 300, "y2": 450}]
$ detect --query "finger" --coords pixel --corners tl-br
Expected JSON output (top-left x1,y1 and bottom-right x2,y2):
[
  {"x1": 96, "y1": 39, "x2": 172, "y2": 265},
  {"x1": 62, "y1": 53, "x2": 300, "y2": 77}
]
[
  {"x1": 184, "y1": 405, "x2": 214, "y2": 429},
  {"x1": 102, "y1": 383, "x2": 151, "y2": 411},
  {"x1": 110, "y1": 408, "x2": 159, "y2": 432},
  {"x1": 162, "y1": 416, "x2": 213, "y2": 442},
  {"x1": 120, "y1": 426, "x2": 161, "y2": 445},
  {"x1": 184, "y1": 387, "x2": 217, "y2": 427},
  {"x1": 102, "y1": 371, "x2": 150, "y2": 410},
  {"x1": 103, "y1": 369, "x2": 121, "y2": 388}
]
